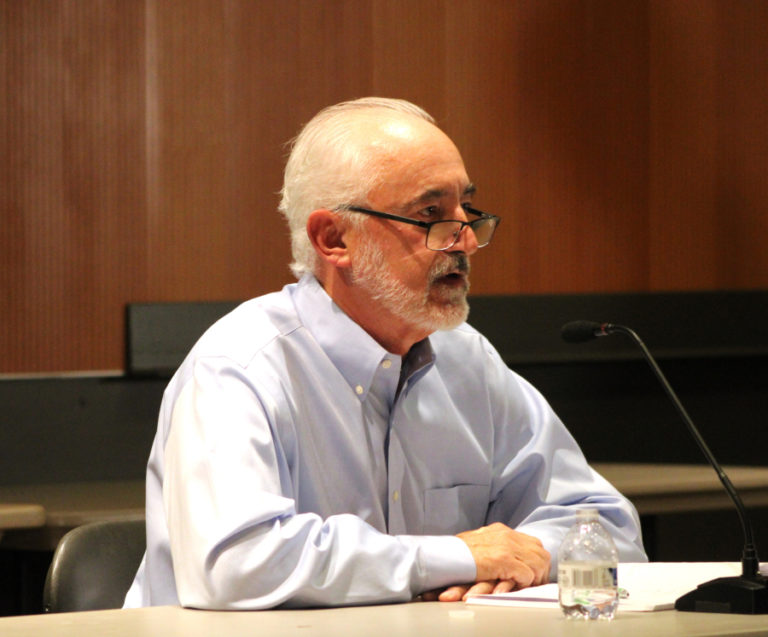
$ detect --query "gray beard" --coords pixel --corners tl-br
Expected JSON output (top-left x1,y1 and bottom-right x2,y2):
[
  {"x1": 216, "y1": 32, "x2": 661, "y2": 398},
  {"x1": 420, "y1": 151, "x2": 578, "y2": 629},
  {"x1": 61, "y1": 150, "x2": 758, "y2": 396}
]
[{"x1": 351, "y1": 237, "x2": 470, "y2": 334}]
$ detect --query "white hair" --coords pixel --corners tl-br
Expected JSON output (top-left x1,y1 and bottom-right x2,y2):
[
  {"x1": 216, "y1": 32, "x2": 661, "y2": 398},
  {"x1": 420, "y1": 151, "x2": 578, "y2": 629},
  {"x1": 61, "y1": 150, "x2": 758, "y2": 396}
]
[{"x1": 278, "y1": 97, "x2": 435, "y2": 279}]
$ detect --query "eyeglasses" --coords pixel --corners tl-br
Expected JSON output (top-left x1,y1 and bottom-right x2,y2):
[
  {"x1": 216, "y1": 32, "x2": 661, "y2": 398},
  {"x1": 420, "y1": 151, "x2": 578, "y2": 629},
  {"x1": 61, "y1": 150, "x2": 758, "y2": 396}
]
[{"x1": 345, "y1": 205, "x2": 500, "y2": 251}]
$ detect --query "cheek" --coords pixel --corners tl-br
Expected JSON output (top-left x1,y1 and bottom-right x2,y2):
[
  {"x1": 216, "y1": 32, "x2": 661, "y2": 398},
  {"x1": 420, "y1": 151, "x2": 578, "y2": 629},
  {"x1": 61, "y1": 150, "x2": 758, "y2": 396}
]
[
  {"x1": 397, "y1": 255, "x2": 440, "y2": 288},
  {"x1": 369, "y1": 228, "x2": 438, "y2": 282}
]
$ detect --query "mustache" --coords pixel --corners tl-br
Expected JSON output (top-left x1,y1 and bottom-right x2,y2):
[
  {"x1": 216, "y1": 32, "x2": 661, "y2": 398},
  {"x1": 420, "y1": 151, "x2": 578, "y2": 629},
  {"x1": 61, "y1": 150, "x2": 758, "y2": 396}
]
[{"x1": 430, "y1": 253, "x2": 470, "y2": 280}]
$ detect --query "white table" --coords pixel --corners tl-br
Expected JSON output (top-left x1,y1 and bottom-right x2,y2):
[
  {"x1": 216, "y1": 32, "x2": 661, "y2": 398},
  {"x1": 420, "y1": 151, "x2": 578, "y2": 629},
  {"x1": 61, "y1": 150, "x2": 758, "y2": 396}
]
[{"x1": 1, "y1": 601, "x2": 767, "y2": 636}]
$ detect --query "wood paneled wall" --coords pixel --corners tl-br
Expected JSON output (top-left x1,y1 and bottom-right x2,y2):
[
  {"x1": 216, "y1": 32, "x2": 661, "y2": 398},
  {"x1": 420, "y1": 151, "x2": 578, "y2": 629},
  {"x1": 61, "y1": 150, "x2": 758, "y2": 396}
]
[{"x1": 2, "y1": 0, "x2": 767, "y2": 373}]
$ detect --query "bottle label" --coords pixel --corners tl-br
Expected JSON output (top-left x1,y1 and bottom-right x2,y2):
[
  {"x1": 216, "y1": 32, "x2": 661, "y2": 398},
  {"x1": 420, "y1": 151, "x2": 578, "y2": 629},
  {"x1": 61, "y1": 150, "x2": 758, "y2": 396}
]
[{"x1": 558, "y1": 562, "x2": 617, "y2": 589}]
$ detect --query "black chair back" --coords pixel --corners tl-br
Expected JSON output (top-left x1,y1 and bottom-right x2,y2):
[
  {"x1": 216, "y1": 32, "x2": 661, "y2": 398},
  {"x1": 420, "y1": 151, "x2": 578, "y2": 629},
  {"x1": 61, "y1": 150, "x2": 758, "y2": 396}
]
[{"x1": 43, "y1": 519, "x2": 145, "y2": 613}]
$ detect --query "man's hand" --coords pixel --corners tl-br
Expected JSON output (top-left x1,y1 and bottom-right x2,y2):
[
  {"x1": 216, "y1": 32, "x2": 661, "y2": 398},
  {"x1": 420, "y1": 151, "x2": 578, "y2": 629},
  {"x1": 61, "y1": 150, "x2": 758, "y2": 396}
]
[
  {"x1": 423, "y1": 523, "x2": 551, "y2": 602},
  {"x1": 422, "y1": 579, "x2": 517, "y2": 602}
]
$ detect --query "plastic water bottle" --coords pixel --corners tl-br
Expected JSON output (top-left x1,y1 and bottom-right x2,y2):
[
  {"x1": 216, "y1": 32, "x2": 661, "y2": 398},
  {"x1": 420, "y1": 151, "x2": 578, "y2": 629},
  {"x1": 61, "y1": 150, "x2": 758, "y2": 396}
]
[{"x1": 557, "y1": 509, "x2": 619, "y2": 620}]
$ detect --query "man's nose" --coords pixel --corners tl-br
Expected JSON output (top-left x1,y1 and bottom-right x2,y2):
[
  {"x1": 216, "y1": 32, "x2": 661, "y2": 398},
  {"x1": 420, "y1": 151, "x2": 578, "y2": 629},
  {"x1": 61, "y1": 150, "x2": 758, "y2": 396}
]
[{"x1": 447, "y1": 207, "x2": 479, "y2": 255}]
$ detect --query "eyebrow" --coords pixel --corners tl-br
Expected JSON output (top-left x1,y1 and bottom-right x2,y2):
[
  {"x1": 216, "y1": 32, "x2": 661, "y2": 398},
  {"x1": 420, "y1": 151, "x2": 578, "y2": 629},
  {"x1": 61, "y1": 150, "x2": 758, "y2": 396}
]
[{"x1": 403, "y1": 183, "x2": 477, "y2": 210}]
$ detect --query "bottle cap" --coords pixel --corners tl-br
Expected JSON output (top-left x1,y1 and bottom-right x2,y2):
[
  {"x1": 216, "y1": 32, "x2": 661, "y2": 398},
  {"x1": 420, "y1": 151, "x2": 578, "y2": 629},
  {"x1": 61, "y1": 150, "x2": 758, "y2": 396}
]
[{"x1": 575, "y1": 508, "x2": 599, "y2": 521}]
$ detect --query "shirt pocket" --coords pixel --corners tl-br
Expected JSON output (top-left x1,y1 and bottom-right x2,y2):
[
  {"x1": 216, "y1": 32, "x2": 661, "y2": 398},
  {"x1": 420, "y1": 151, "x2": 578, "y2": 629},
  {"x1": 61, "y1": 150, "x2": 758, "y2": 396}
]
[{"x1": 422, "y1": 483, "x2": 490, "y2": 535}]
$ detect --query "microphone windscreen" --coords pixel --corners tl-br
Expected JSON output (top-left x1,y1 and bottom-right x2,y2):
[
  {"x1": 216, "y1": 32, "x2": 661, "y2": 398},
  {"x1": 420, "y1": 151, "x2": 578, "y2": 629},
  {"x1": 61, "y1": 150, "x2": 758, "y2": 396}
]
[{"x1": 561, "y1": 320, "x2": 603, "y2": 343}]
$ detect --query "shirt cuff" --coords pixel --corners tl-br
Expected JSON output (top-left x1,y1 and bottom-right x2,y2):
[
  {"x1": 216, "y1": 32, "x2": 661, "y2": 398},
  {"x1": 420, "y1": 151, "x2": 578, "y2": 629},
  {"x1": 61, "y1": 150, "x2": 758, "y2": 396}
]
[{"x1": 399, "y1": 534, "x2": 477, "y2": 593}]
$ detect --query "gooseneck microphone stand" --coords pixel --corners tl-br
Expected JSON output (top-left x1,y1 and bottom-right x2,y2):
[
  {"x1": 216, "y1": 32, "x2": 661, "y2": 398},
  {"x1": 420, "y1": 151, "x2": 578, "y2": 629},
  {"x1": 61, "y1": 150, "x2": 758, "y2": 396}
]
[{"x1": 561, "y1": 320, "x2": 768, "y2": 614}]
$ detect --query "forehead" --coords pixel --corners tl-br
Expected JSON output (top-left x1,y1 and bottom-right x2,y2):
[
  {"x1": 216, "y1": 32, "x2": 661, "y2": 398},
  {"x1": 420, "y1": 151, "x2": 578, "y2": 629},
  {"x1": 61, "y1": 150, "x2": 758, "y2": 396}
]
[{"x1": 364, "y1": 118, "x2": 471, "y2": 207}]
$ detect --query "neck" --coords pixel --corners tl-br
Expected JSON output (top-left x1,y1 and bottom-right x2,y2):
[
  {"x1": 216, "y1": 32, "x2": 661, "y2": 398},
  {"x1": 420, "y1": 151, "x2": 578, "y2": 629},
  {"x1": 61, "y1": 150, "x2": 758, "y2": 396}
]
[{"x1": 316, "y1": 271, "x2": 429, "y2": 356}]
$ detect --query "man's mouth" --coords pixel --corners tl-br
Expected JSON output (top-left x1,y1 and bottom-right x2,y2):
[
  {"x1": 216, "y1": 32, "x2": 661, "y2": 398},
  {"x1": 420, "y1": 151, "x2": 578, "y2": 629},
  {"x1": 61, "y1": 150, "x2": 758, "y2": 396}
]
[
  {"x1": 433, "y1": 254, "x2": 469, "y2": 279},
  {"x1": 431, "y1": 255, "x2": 470, "y2": 290},
  {"x1": 439, "y1": 271, "x2": 466, "y2": 284}
]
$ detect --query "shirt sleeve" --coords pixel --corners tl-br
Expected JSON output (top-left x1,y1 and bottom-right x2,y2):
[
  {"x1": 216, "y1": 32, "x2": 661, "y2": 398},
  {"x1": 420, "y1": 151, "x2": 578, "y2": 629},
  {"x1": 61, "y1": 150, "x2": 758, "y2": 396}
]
[
  {"x1": 163, "y1": 357, "x2": 476, "y2": 610},
  {"x1": 481, "y1": 344, "x2": 648, "y2": 578}
]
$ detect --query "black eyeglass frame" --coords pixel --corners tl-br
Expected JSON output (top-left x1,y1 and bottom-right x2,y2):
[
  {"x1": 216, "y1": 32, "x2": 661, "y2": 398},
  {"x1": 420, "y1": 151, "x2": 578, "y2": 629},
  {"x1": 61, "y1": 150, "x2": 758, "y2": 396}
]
[{"x1": 344, "y1": 205, "x2": 500, "y2": 251}]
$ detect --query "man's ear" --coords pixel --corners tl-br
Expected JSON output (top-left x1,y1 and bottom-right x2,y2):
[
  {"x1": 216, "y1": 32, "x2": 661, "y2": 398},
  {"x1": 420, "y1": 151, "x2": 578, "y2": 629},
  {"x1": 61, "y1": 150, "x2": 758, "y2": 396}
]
[{"x1": 307, "y1": 209, "x2": 352, "y2": 269}]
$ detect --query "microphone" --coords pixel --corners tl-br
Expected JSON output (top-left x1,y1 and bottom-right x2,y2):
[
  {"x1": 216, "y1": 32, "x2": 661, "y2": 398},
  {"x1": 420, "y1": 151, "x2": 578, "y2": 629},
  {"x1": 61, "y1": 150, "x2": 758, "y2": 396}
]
[
  {"x1": 561, "y1": 320, "x2": 768, "y2": 614},
  {"x1": 561, "y1": 320, "x2": 617, "y2": 343}
]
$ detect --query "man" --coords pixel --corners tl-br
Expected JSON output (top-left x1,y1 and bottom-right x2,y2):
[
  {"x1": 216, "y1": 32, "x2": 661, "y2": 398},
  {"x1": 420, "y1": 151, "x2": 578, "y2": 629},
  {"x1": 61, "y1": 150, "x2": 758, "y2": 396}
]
[{"x1": 125, "y1": 97, "x2": 646, "y2": 610}]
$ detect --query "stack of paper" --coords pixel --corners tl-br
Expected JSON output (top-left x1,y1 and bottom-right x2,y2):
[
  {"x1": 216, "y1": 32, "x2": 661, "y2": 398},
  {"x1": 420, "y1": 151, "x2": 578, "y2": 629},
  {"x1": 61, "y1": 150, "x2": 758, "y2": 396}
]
[{"x1": 466, "y1": 562, "x2": 765, "y2": 612}]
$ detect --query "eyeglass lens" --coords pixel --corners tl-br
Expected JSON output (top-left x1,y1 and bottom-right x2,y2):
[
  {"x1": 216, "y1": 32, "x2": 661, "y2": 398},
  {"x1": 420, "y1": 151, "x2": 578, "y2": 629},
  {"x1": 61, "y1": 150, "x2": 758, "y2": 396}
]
[{"x1": 427, "y1": 218, "x2": 496, "y2": 250}]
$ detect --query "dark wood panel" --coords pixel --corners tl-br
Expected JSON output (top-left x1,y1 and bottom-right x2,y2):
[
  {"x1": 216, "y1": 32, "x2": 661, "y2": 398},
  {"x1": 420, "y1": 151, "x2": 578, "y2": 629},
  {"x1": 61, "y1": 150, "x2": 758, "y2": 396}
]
[
  {"x1": 715, "y1": 0, "x2": 768, "y2": 287},
  {"x1": 464, "y1": 0, "x2": 650, "y2": 294},
  {"x1": 3, "y1": 1, "x2": 768, "y2": 373},
  {"x1": 1, "y1": 0, "x2": 146, "y2": 372},
  {"x1": 649, "y1": 0, "x2": 768, "y2": 289},
  {"x1": 648, "y1": 0, "x2": 721, "y2": 288}
]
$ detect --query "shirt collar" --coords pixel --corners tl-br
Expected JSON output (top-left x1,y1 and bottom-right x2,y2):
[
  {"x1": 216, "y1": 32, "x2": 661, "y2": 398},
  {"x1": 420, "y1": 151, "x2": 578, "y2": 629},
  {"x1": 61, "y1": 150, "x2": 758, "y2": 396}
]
[
  {"x1": 292, "y1": 275, "x2": 402, "y2": 400},
  {"x1": 397, "y1": 337, "x2": 436, "y2": 397}
]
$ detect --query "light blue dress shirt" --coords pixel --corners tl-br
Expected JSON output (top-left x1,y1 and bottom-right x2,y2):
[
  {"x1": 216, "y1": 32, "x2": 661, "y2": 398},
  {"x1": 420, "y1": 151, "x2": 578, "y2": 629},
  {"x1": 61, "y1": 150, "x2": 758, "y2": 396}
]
[{"x1": 124, "y1": 274, "x2": 646, "y2": 609}]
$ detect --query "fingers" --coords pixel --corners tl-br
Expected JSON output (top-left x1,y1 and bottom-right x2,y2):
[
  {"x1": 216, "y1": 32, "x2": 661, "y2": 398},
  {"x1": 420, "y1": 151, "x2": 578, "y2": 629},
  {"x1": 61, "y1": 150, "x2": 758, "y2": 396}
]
[
  {"x1": 533, "y1": 558, "x2": 551, "y2": 586},
  {"x1": 499, "y1": 559, "x2": 538, "y2": 589},
  {"x1": 433, "y1": 580, "x2": 518, "y2": 603},
  {"x1": 457, "y1": 522, "x2": 551, "y2": 587},
  {"x1": 459, "y1": 580, "x2": 497, "y2": 601},
  {"x1": 438, "y1": 585, "x2": 471, "y2": 602},
  {"x1": 435, "y1": 581, "x2": 498, "y2": 602},
  {"x1": 492, "y1": 579, "x2": 515, "y2": 595}
]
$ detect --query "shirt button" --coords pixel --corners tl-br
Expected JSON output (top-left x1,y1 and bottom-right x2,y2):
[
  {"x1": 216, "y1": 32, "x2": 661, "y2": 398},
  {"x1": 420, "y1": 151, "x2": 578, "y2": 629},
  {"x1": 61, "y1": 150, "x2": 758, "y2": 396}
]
[
  {"x1": 381, "y1": 359, "x2": 392, "y2": 369},
  {"x1": 355, "y1": 385, "x2": 364, "y2": 395},
  {"x1": 393, "y1": 490, "x2": 400, "y2": 502}
]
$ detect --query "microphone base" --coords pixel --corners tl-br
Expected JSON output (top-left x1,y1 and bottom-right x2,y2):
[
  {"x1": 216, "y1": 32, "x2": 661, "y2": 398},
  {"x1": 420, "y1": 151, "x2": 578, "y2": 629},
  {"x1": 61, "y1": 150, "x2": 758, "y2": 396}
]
[{"x1": 674, "y1": 574, "x2": 768, "y2": 614}]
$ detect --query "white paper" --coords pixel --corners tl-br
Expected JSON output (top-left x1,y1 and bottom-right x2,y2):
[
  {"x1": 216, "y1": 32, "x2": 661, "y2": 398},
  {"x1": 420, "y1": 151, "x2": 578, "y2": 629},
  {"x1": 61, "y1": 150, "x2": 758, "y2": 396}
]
[{"x1": 465, "y1": 562, "x2": 762, "y2": 612}]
